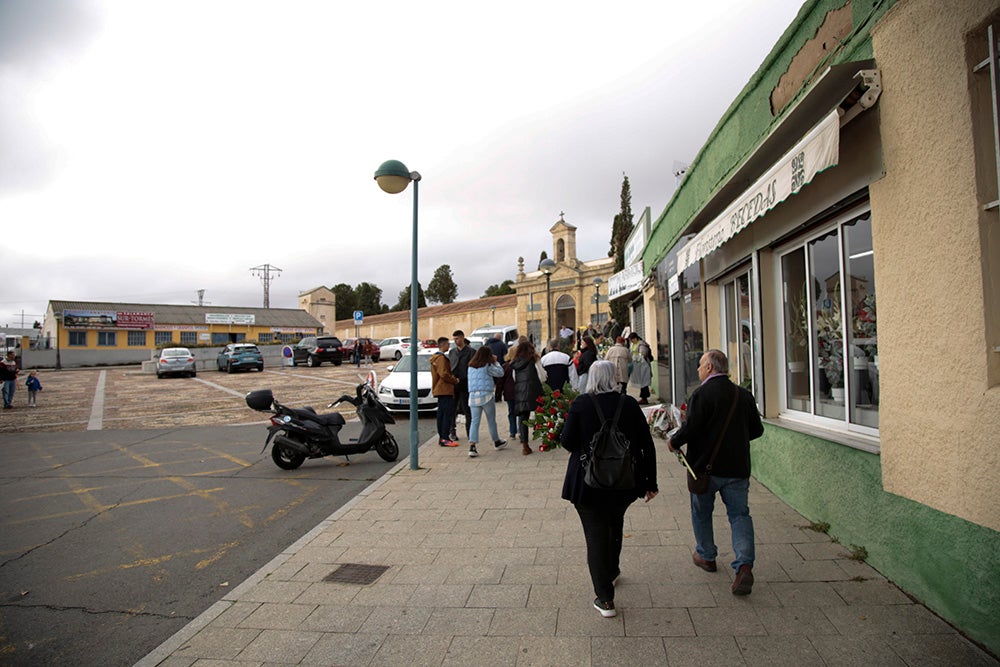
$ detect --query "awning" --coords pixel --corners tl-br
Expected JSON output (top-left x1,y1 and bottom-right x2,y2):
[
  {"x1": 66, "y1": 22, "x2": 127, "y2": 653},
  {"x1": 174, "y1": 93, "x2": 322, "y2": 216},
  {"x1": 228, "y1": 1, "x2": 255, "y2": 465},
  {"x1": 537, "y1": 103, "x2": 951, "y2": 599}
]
[{"x1": 677, "y1": 108, "x2": 840, "y2": 273}]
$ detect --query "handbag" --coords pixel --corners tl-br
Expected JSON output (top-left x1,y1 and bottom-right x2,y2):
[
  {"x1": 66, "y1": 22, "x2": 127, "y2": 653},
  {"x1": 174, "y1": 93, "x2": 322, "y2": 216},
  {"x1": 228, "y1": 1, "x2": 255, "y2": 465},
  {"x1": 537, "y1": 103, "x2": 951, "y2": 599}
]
[{"x1": 687, "y1": 385, "x2": 740, "y2": 495}]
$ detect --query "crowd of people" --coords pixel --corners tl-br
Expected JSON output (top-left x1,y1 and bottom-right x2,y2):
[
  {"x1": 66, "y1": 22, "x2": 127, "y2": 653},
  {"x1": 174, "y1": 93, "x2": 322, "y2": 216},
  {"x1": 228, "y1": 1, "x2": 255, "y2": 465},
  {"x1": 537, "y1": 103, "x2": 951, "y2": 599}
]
[{"x1": 428, "y1": 326, "x2": 764, "y2": 619}]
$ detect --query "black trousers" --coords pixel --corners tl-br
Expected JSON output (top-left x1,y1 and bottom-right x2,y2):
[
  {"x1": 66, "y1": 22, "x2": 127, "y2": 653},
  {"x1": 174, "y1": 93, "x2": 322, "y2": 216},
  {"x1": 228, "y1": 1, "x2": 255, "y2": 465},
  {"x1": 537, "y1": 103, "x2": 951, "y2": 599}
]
[{"x1": 575, "y1": 498, "x2": 633, "y2": 602}]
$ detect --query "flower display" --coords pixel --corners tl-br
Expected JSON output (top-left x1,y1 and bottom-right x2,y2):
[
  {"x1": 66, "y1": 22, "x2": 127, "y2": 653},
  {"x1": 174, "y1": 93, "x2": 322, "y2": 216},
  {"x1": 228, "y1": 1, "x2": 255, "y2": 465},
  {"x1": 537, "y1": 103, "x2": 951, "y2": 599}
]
[{"x1": 525, "y1": 385, "x2": 579, "y2": 451}]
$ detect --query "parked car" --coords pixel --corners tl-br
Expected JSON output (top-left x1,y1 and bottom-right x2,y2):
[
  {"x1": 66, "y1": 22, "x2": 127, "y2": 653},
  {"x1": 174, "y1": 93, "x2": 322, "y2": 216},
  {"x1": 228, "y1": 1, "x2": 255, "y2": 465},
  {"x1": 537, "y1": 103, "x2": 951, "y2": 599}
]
[
  {"x1": 377, "y1": 336, "x2": 420, "y2": 361},
  {"x1": 378, "y1": 350, "x2": 437, "y2": 412},
  {"x1": 217, "y1": 343, "x2": 264, "y2": 373},
  {"x1": 468, "y1": 325, "x2": 519, "y2": 348},
  {"x1": 291, "y1": 336, "x2": 343, "y2": 367},
  {"x1": 422, "y1": 338, "x2": 438, "y2": 349},
  {"x1": 157, "y1": 347, "x2": 196, "y2": 378},
  {"x1": 341, "y1": 337, "x2": 381, "y2": 362}
]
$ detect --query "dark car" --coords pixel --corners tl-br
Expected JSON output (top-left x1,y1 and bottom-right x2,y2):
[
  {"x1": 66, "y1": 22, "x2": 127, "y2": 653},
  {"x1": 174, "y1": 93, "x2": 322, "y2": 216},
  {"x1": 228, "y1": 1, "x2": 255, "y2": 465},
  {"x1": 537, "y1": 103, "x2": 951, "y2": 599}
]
[
  {"x1": 341, "y1": 337, "x2": 381, "y2": 362},
  {"x1": 291, "y1": 336, "x2": 343, "y2": 367},
  {"x1": 216, "y1": 343, "x2": 264, "y2": 373}
]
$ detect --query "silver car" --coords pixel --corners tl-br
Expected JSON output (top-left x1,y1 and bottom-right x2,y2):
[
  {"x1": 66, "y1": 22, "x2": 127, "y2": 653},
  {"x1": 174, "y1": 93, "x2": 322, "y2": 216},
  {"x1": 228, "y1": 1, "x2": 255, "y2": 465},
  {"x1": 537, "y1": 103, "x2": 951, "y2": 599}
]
[{"x1": 157, "y1": 347, "x2": 197, "y2": 378}]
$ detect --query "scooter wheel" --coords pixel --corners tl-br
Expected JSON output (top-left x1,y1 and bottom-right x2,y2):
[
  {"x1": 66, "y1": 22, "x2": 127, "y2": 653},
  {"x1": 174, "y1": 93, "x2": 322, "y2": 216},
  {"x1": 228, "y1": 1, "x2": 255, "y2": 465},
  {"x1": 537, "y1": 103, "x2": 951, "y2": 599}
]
[
  {"x1": 271, "y1": 441, "x2": 306, "y2": 470},
  {"x1": 376, "y1": 433, "x2": 399, "y2": 462}
]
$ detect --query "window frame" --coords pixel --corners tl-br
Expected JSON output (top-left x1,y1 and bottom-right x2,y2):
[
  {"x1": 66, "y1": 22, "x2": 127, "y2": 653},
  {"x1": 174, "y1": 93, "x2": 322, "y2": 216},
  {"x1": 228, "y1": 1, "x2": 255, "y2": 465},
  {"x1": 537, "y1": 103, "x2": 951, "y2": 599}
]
[
  {"x1": 97, "y1": 331, "x2": 117, "y2": 347},
  {"x1": 68, "y1": 331, "x2": 87, "y2": 347},
  {"x1": 773, "y1": 203, "x2": 879, "y2": 440}
]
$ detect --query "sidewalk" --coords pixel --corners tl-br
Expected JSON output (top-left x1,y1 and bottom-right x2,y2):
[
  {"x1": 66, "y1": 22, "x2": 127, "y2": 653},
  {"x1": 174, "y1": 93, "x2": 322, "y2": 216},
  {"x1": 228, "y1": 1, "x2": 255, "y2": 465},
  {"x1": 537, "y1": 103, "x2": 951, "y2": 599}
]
[{"x1": 138, "y1": 413, "x2": 997, "y2": 666}]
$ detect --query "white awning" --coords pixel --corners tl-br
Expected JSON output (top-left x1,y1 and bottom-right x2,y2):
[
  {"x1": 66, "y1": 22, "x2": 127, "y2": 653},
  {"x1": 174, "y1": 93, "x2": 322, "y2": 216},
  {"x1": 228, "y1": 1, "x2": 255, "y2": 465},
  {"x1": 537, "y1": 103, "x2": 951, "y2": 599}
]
[
  {"x1": 608, "y1": 263, "x2": 643, "y2": 300},
  {"x1": 676, "y1": 108, "x2": 840, "y2": 273}
]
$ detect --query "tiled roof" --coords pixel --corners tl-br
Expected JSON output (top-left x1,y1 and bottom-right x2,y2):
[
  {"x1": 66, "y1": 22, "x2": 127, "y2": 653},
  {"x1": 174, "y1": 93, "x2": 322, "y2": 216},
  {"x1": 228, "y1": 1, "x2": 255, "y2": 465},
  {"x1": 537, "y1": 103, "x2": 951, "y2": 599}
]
[
  {"x1": 48, "y1": 300, "x2": 323, "y2": 328},
  {"x1": 334, "y1": 294, "x2": 516, "y2": 328}
]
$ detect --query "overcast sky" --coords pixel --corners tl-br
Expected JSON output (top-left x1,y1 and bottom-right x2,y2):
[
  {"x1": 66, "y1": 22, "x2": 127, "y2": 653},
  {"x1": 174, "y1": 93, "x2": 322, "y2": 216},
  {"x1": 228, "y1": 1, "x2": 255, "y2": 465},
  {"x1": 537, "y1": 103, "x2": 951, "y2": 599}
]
[{"x1": 0, "y1": 0, "x2": 805, "y2": 328}]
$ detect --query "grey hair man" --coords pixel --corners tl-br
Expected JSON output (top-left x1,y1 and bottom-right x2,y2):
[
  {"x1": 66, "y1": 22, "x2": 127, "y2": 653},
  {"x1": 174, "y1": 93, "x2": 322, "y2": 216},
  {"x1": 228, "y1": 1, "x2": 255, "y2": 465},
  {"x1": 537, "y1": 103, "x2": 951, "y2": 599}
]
[{"x1": 667, "y1": 349, "x2": 764, "y2": 595}]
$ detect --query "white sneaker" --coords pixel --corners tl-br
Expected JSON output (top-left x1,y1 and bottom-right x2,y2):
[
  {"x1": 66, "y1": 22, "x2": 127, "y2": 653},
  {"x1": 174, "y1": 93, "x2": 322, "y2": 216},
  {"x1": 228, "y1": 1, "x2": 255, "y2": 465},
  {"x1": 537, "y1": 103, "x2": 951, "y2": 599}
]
[{"x1": 593, "y1": 598, "x2": 616, "y2": 618}]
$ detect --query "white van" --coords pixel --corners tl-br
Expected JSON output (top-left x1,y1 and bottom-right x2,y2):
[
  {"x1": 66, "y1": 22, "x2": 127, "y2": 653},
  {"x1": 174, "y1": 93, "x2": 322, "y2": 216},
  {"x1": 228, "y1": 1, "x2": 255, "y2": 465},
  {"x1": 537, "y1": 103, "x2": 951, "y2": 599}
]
[{"x1": 468, "y1": 325, "x2": 519, "y2": 348}]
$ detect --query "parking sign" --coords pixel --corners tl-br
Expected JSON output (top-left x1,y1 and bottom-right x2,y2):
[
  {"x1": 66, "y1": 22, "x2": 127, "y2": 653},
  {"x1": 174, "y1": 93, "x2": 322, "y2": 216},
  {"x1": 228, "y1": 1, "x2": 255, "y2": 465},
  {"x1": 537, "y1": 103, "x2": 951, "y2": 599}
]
[{"x1": 353, "y1": 310, "x2": 363, "y2": 325}]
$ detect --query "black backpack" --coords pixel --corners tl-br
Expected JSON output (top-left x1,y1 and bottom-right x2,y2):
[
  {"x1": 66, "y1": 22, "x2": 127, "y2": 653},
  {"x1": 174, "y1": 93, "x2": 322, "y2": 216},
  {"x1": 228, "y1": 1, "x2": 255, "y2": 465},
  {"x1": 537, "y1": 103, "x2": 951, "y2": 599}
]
[{"x1": 581, "y1": 389, "x2": 636, "y2": 490}]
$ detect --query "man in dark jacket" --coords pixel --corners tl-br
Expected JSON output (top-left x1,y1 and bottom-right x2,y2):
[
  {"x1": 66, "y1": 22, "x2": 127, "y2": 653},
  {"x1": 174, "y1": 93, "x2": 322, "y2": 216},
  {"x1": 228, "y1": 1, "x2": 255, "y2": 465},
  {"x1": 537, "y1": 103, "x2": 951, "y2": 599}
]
[
  {"x1": 668, "y1": 349, "x2": 764, "y2": 596},
  {"x1": 448, "y1": 330, "x2": 475, "y2": 442}
]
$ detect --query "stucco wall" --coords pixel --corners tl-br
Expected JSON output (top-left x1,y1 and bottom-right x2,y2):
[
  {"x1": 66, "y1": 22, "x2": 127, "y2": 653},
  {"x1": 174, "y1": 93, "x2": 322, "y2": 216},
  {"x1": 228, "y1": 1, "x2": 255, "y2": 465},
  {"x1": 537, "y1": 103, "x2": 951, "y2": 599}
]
[
  {"x1": 334, "y1": 303, "x2": 519, "y2": 343},
  {"x1": 869, "y1": 0, "x2": 1000, "y2": 531}
]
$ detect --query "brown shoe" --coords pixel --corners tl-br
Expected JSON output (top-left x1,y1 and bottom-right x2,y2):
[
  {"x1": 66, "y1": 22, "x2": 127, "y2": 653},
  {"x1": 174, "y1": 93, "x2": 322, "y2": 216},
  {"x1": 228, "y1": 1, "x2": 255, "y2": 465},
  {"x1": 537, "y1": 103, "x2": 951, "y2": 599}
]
[
  {"x1": 692, "y1": 553, "x2": 717, "y2": 572},
  {"x1": 521, "y1": 441, "x2": 532, "y2": 455},
  {"x1": 731, "y1": 564, "x2": 754, "y2": 595}
]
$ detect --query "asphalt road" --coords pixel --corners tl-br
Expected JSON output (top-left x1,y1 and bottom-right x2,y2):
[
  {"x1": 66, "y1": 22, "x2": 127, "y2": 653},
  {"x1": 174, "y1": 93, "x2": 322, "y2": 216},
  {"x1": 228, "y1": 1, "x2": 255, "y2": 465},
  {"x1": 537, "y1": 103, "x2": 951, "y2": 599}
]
[{"x1": 0, "y1": 364, "x2": 439, "y2": 667}]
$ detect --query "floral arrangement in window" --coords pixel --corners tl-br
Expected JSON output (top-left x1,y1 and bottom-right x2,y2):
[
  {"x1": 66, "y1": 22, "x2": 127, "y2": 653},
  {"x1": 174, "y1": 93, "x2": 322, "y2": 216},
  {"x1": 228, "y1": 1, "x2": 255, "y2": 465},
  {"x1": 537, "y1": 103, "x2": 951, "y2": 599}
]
[
  {"x1": 788, "y1": 284, "x2": 810, "y2": 352},
  {"x1": 525, "y1": 383, "x2": 579, "y2": 452},
  {"x1": 852, "y1": 292, "x2": 877, "y2": 359},
  {"x1": 816, "y1": 300, "x2": 844, "y2": 389}
]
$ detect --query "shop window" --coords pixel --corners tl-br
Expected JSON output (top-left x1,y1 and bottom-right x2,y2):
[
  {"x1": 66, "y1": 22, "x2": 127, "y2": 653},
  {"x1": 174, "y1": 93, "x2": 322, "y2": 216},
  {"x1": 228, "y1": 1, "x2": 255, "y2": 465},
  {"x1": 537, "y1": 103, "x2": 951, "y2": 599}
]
[
  {"x1": 179, "y1": 331, "x2": 197, "y2": 346},
  {"x1": 154, "y1": 331, "x2": 173, "y2": 346},
  {"x1": 97, "y1": 331, "x2": 117, "y2": 347},
  {"x1": 258, "y1": 333, "x2": 274, "y2": 344},
  {"x1": 779, "y1": 210, "x2": 878, "y2": 432},
  {"x1": 653, "y1": 271, "x2": 672, "y2": 406},
  {"x1": 127, "y1": 331, "x2": 147, "y2": 347},
  {"x1": 721, "y1": 270, "x2": 755, "y2": 395},
  {"x1": 673, "y1": 265, "x2": 704, "y2": 402},
  {"x1": 68, "y1": 331, "x2": 87, "y2": 347}
]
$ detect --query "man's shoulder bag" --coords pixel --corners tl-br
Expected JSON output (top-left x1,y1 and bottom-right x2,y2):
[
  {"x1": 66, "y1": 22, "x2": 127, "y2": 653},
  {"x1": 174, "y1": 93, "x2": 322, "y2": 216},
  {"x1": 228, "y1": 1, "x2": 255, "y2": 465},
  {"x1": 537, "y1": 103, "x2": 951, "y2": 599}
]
[
  {"x1": 581, "y1": 388, "x2": 636, "y2": 491},
  {"x1": 687, "y1": 385, "x2": 740, "y2": 495}
]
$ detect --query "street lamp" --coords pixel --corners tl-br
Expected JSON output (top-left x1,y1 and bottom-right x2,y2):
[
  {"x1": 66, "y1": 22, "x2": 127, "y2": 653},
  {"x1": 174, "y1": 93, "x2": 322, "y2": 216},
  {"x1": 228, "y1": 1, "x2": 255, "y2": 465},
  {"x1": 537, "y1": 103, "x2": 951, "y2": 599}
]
[
  {"x1": 490, "y1": 305, "x2": 496, "y2": 325},
  {"x1": 593, "y1": 277, "x2": 603, "y2": 328},
  {"x1": 539, "y1": 258, "x2": 556, "y2": 343},
  {"x1": 374, "y1": 159, "x2": 421, "y2": 471}
]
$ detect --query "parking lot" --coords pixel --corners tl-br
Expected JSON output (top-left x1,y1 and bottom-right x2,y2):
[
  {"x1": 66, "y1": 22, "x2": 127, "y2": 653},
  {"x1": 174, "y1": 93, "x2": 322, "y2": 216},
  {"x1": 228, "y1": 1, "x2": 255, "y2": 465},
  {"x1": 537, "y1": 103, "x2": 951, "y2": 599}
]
[
  {"x1": 0, "y1": 360, "x2": 395, "y2": 433},
  {"x1": 0, "y1": 359, "x2": 430, "y2": 666}
]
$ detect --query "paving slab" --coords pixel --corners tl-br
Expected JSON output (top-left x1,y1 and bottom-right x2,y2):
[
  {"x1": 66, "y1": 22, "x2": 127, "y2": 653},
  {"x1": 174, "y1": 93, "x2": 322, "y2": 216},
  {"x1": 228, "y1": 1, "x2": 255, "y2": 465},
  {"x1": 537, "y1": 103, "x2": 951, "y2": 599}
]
[{"x1": 138, "y1": 429, "x2": 998, "y2": 667}]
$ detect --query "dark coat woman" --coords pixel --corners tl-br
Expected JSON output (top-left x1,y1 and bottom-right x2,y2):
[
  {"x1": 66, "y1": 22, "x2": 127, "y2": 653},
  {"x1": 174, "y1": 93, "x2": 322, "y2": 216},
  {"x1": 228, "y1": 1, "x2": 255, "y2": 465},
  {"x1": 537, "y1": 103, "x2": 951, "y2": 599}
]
[
  {"x1": 559, "y1": 360, "x2": 658, "y2": 618},
  {"x1": 575, "y1": 336, "x2": 598, "y2": 390},
  {"x1": 511, "y1": 341, "x2": 543, "y2": 455}
]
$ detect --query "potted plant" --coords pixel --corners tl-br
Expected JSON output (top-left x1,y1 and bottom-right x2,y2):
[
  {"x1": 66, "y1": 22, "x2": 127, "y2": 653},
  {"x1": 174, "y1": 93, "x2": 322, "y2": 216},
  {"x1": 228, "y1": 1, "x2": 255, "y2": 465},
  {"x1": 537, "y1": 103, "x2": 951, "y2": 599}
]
[
  {"x1": 787, "y1": 283, "x2": 809, "y2": 372},
  {"x1": 853, "y1": 292, "x2": 877, "y2": 364},
  {"x1": 816, "y1": 300, "x2": 844, "y2": 400}
]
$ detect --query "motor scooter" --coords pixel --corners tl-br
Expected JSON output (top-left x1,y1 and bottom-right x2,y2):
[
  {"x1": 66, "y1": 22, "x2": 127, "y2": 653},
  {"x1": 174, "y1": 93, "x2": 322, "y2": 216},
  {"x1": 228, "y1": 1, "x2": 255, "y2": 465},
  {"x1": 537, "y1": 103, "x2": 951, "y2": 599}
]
[{"x1": 245, "y1": 379, "x2": 398, "y2": 470}]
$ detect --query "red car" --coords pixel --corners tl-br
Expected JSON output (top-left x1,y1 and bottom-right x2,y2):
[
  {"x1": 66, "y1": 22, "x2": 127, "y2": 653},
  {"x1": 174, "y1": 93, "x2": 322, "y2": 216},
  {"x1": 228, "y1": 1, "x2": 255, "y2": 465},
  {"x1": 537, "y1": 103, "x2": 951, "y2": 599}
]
[
  {"x1": 341, "y1": 337, "x2": 381, "y2": 362},
  {"x1": 422, "y1": 338, "x2": 438, "y2": 349}
]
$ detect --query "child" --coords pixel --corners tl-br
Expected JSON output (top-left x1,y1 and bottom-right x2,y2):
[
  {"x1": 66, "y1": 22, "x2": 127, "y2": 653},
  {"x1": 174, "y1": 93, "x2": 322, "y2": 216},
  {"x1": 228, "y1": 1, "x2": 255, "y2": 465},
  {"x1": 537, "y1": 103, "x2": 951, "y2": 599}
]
[{"x1": 25, "y1": 371, "x2": 42, "y2": 407}]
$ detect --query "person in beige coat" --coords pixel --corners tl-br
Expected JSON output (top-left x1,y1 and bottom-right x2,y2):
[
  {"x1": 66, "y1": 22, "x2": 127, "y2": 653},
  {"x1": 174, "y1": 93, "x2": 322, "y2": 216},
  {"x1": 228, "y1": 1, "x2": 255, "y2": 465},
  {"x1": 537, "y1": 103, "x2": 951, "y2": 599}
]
[{"x1": 604, "y1": 336, "x2": 631, "y2": 387}]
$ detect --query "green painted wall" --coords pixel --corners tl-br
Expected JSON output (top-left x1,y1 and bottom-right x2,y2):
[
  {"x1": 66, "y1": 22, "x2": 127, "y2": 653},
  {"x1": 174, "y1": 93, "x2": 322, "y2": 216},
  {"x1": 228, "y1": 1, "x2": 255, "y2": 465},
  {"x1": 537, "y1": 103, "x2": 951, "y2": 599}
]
[{"x1": 753, "y1": 425, "x2": 1000, "y2": 655}]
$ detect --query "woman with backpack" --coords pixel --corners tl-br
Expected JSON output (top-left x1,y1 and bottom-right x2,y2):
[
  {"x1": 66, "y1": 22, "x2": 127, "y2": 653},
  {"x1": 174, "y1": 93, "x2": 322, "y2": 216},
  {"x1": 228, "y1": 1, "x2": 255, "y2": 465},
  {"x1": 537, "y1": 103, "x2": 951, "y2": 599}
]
[{"x1": 559, "y1": 360, "x2": 658, "y2": 618}]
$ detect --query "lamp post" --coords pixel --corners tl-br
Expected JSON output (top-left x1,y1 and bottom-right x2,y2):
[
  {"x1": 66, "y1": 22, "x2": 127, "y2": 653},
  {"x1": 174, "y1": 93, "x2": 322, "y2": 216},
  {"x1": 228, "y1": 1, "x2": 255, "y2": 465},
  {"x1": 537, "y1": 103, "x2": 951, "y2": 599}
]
[
  {"x1": 490, "y1": 305, "x2": 496, "y2": 325},
  {"x1": 374, "y1": 159, "x2": 421, "y2": 471},
  {"x1": 539, "y1": 258, "x2": 556, "y2": 343},
  {"x1": 593, "y1": 277, "x2": 603, "y2": 328}
]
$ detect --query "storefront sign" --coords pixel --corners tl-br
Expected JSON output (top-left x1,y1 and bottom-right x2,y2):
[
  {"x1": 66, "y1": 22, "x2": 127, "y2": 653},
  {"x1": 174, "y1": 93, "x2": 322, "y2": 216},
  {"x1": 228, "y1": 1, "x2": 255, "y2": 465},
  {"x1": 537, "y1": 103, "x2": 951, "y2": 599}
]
[
  {"x1": 608, "y1": 264, "x2": 643, "y2": 300},
  {"x1": 677, "y1": 109, "x2": 840, "y2": 273},
  {"x1": 205, "y1": 313, "x2": 256, "y2": 325},
  {"x1": 63, "y1": 309, "x2": 154, "y2": 329}
]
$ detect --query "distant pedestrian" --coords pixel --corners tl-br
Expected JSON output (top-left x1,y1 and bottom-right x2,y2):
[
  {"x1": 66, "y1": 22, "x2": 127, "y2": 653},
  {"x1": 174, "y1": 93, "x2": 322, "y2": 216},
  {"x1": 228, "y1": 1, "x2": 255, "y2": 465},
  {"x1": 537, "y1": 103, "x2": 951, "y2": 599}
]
[
  {"x1": 540, "y1": 338, "x2": 572, "y2": 392},
  {"x1": 486, "y1": 333, "x2": 508, "y2": 400},
  {"x1": 448, "y1": 330, "x2": 474, "y2": 442},
  {"x1": 466, "y1": 346, "x2": 506, "y2": 458},
  {"x1": 604, "y1": 337, "x2": 631, "y2": 386},
  {"x1": 560, "y1": 360, "x2": 658, "y2": 617},
  {"x1": 575, "y1": 335, "x2": 598, "y2": 392},
  {"x1": 25, "y1": 370, "x2": 42, "y2": 407},
  {"x1": 1, "y1": 351, "x2": 17, "y2": 409},
  {"x1": 511, "y1": 340, "x2": 544, "y2": 455},
  {"x1": 430, "y1": 337, "x2": 460, "y2": 447},
  {"x1": 628, "y1": 332, "x2": 653, "y2": 404}
]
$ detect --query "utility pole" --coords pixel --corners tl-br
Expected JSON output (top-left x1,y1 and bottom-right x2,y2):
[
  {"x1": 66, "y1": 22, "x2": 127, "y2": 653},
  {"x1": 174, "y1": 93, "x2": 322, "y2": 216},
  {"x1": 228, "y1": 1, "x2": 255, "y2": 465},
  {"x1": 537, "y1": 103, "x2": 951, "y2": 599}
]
[
  {"x1": 191, "y1": 289, "x2": 211, "y2": 307},
  {"x1": 250, "y1": 264, "x2": 282, "y2": 308}
]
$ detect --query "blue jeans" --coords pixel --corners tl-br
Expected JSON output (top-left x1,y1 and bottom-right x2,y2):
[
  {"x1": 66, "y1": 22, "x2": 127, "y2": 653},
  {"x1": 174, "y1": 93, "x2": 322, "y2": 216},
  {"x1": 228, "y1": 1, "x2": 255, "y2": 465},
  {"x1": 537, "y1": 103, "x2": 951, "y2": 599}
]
[
  {"x1": 690, "y1": 476, "x2": 755, "y2": 571},
  {"x1": 469, "y1": 398, "x2": 500, "y2": 444},
  {"x1": 436, "y1": 395, "x2": 454, "y2": 442},
  {"x1": 2, "y1": 380, "x2": 14, "y2": 407},
  {"x1": 506, "y1": 404, "x2": 518, "y2": 438}
]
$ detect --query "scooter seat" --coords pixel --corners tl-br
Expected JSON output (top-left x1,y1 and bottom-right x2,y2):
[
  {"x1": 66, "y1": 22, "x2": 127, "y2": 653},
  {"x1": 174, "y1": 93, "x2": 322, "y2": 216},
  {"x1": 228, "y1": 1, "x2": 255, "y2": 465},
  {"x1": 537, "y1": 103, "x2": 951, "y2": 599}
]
[{"x1": 286, "y1": 407, "x2": 346, "y2": 427}]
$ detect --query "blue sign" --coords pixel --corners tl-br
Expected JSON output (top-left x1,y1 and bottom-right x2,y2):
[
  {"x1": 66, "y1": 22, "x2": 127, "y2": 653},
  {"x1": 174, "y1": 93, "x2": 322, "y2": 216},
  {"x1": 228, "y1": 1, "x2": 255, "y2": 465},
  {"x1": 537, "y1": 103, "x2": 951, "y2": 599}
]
[{"x1": 353, "y1": 310, "x2": 364, "y2": 325}]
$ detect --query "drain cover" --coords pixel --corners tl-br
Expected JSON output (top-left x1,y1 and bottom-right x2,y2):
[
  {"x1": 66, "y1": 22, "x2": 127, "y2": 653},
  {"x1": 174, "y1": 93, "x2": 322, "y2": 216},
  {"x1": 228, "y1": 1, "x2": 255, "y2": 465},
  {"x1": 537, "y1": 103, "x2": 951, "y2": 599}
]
[{"x1": 323, "y1": 563, "x2": 390, "y2": 585}]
